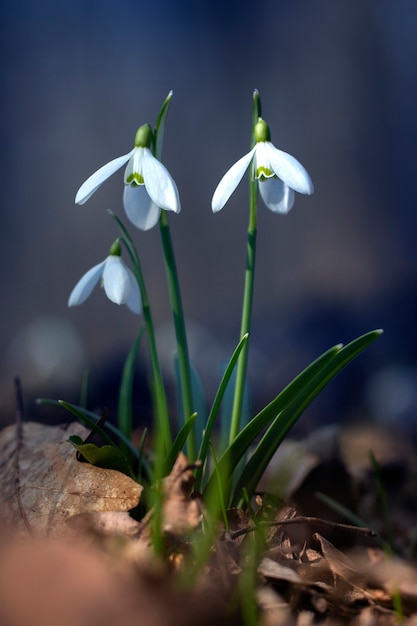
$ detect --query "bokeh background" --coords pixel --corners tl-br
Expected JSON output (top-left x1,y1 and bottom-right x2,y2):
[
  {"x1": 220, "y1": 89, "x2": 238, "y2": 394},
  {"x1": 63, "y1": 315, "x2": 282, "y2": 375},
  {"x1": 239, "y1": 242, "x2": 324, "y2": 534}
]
[{"x1": 1, "y1": 0, "x2": 417, "y2": 434}]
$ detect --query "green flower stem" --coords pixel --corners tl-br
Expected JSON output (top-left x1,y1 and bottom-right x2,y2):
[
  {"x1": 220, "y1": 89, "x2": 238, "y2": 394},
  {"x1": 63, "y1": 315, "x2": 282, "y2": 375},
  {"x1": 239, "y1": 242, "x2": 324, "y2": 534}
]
[
  {"x1": 111, "y1": 212, "x2": 172, "y2": 454},
  {"x1": 159, "y1": 210, "x2": 195, "y2": 460},
  {"x1": 229, "y1": 90, "x2": 261, "y2": 444},
  {"x1": 134, "y1": 266, "x2": 172, "y2": 455},
  {"x1": 229, "y1": 183, "x2": 258, "y2": 444}
]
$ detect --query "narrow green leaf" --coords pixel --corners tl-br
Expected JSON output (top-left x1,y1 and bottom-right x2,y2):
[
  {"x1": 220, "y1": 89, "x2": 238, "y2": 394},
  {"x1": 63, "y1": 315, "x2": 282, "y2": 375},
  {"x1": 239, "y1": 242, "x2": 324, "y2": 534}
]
[
  {"x1": 154, "y1": 90, "x2": 173, "y2": 160},
  {"x1": 118, "y1": 326, "x2": 145, "y2": 440},
  {"x1": 174, "y1": 356, "x2": 207, "y2": 452},
  {"x1": 136, "y1": 427, "x2": 149, "y2": 484},
  {"x1": 205, "y1": 329, "x2": 382, "y2": 503},
  {"x1": 37, "y1": 398, "x2": 140, "y2": 458},
  {"x1": 209, "y1": 442, "x2": 229, "y2": 532},
  {"x1": 231, "y1": 329, "x2": 383, "y2": 505},
  {"x1": 220, "y1": 360, "x2": 250, "y2": 454},
  {"x1": 165, "y1": 412, "x2": 198, "y2": 473},
  {"x1": 195, "y1": 333, "x2": 248, "y2": 490},
  {"x1": 203, "y1": 342, "x2": 341, "y2": 499}
]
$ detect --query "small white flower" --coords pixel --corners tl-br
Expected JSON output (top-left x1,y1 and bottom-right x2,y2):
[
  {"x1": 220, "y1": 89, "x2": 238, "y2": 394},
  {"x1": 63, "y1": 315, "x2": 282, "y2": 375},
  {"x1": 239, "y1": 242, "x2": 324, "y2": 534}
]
[
  {"x1": 212, "y1": 118, "x2": 314, "y2": 214},
  {"x1": 75, "y1": 124, "x2": 180, "y2": 230},
  {"x1": 68, "y1": 243, "x2": 142, "y2": 314}
]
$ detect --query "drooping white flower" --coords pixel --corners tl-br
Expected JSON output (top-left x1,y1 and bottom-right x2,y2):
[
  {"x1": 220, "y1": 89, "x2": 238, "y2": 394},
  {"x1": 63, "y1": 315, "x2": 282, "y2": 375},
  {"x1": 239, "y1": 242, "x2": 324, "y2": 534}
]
[
  {"x1": 68, "y1": 241, "x2": 142, "y2": 314},
  {"x1": 75, "y1": 124, "x2": 181, "y2": 230},
  {"x1": 212, "y1": 118, "x2": 314, "y2": 214}
]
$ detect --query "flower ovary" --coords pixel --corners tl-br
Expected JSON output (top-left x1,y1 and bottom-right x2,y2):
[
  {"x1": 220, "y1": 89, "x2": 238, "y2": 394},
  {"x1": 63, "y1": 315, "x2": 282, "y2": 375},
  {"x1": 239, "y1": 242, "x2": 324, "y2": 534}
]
[
  {"x1": 108, "y1": 239, "x2": 122, "y2": 256},
  {"x1": 134, "y1": 124, "x2": 153, "y2": 148},
  {"x1": 254, "y1": 118, "x2": 271, "y2": 143}
]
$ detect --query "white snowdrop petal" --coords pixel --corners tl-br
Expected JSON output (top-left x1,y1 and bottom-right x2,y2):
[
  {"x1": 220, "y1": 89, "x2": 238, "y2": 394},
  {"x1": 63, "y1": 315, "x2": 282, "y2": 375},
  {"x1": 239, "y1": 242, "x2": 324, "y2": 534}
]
[
  {"x1": 68, "y1": 261, "x2": 105, "y2": 307},
  {"x1": 253, "y1": 142, "x2": 274, "y2": 177},
  {"x1": 75, "y1": 151, "x2": 134, "y2": 204},
  {"x1": 258, "y1": 178, "x2": 295, "y2": 214},
  {"x1": 102, "y1": 256, "x2": 131, "y2": 305},
  {"x1": 123, "y1": 185, "x2": 161, "y2": 230},
  {"x1": 264, "y1": 143, "x2": 314, "y2": 195},
  {"x1": 125, "y1": 268, "x2": 142, "y2": 315},
  {"x1": 211, "y1": 148, "x2": 256, "y2": 213},
  {"x1": 124, "y1": 147, "x2": 144, "y2": 184},
  {"x1": 141, "y1": 149, "x2": 181, "y2": 213}
]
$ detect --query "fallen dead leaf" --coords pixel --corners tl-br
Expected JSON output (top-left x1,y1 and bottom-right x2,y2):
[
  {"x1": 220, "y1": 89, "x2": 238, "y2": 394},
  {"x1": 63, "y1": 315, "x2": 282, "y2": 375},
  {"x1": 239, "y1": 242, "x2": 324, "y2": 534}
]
[
  {"x1": 0, "y1": 421, "x2": 142, "y2": 537},
  {"x1": 0, "y1": 527, "x2": 244, "y2": 626},
  {"x1": 161, "y1": 451, "x2": 202, "y2": 535}
]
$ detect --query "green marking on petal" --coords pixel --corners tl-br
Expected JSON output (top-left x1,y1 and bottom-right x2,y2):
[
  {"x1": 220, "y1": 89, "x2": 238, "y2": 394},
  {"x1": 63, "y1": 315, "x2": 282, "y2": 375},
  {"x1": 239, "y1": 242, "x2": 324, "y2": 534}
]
[
  {"x1": 255, "y1": 166, "x2": 274, "y2": 180},
  {"x1": 126, "y1": 173, "x2": 145, "y2": 185}
]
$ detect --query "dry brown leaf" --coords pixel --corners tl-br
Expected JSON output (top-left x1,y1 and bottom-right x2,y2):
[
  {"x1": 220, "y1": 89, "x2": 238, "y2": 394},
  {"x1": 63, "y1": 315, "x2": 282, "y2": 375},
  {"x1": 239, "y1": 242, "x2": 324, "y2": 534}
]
[
  {"x1": 313, "y1": 532, "x2": 362, "y2": 583},
  {"x1": 67, "y1": 511, "x2": 141, "y2": 536},
  {"x1": 161, "y1": 451, "x2": 201, "y2": 535},
  {"x1": 0, "y1": 421, "x2": 142, "y2": 537},
  {"x1": 0, "y1": 528, "x2": 243, "y2": 626}
]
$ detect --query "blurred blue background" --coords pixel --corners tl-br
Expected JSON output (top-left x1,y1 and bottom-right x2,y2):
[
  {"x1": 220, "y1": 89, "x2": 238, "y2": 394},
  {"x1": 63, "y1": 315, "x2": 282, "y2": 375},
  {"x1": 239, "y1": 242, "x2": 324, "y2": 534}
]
[{"x1": 1, "y1": 0, "x2": 417, "y2": 433}]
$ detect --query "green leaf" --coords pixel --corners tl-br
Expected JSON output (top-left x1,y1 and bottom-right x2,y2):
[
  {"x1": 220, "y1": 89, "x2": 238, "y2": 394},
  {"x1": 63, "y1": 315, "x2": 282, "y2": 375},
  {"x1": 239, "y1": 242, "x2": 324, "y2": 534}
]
[
  {"x1": 204, "y1": 329, "x2": 382, "y2": 505},
  {"x1": 231, "y1": 329, "x2": 383, "y2": 505},
  {"x1": 174, "y1": 356, "x2": 206, "y2": 452},
  {"x1": 165, "y1": 413, "x2": 198, "y2": 473},
  {"x1": 118, "y1": 326, "x2": 145, "y2": 441},
  {"x1": 37, "y1": 398, "x2": 140, "y2": 459},
  {"x1": 219, "y1": 360, "x2": 250, "y2": 454},
  {"x1": 195, "y1": 333, "x2": 248, "y2": 491},
  {"x1": 154, "y1": 90, "x2": 173, "y2": 160},
  {"x1": 68, "y1": 435, "x2": 136, "y2": 479}
]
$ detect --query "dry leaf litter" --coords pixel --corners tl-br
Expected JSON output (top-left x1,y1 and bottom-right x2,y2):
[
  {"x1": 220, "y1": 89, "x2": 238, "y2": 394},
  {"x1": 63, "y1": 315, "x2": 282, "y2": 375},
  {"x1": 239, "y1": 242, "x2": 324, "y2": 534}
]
[{"x1": 0, "y1": 420, "x2": 417, "y2": 626}]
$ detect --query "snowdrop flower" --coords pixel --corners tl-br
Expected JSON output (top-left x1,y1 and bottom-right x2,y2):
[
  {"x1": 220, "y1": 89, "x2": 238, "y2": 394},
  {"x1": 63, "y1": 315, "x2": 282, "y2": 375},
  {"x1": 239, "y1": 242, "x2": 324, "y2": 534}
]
[
  {"x1": 75, "y1": 124, "x2": 181, "y2": 230},
  {"x1": 68, "y1": 240, "x2": 142, "y2": 314},
  {"x1": 212, "y1": 118, "x2": 314, "y2": 214}
]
